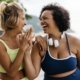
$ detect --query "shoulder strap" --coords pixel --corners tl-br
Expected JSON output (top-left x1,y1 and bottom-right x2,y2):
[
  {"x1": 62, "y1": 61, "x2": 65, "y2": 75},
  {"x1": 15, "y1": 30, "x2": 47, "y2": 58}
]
[
  {"x1": 47, "y1": 34, "x2": 50, "y2": 51},
  {"x1": 65, "y1": 33, "x2": 71, "y2": 55},
  {"x1": 0, "y1": 39, "x2": 9, "y2": 49}
]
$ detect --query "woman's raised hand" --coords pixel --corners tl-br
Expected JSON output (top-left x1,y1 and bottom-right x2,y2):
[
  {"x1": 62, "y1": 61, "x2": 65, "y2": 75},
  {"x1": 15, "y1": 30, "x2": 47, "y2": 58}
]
[{"x1": 19, "y1": 27, "x2": 33, "y2": 51}]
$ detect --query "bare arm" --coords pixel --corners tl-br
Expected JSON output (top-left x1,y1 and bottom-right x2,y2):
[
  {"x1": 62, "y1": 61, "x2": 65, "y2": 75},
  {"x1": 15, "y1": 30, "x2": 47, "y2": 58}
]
[
  {"x1": 24, "y1": 35, "x2": 47, "y2": 80},
  {"x1": 24, "y1": 42, "x2": 42, "y2": 80},
  {"x1": 69, "y1": 34, "x2": 80, "y2": 68},
  {"x1": 0, "y1": 42, "x2": 26, "y2": 78},
  {"x1": 76, "y1": 39, "x2": 80, "y2": 68},
  {"x1": 0, "y1": 29, "x2": 32, "y2": 78}
]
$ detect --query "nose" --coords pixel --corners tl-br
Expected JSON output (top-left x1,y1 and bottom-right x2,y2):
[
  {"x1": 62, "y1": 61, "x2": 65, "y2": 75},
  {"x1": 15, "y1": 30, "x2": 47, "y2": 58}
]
[
  {"x1": 40, "y1": 19, "x2": 44, "y2": 26},
  {"x1": 24, "y1": 20, "x2": 26, "y2": 25}
]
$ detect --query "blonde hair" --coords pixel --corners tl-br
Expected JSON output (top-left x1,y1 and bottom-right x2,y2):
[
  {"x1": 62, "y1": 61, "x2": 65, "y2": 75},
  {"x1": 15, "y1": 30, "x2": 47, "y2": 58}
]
[{"x1": 0, "y1": 1, "x2": 25, "y2": 31}]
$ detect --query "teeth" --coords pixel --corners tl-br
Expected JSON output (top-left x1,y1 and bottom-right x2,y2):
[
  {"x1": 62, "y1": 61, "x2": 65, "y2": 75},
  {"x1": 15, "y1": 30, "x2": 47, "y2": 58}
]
[
  {"x1": 43, "y1": 25, "x2": 47, "y2": 28},
  {"x1": 43, "y1": 25, "x2": 47, "y2": 26},
  {"x1": 42, "y1": 25, "x2": 47, "y2": 27}
]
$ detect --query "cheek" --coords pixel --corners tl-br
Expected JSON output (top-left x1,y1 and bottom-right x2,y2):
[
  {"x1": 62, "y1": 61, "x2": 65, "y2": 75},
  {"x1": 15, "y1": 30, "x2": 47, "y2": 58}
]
[
  {"x1": 40, "y1": 21, "x2": 43, "y2": 26},
  {"x1": 50, "y1": 20, "x2": 55, "y2": 26}
]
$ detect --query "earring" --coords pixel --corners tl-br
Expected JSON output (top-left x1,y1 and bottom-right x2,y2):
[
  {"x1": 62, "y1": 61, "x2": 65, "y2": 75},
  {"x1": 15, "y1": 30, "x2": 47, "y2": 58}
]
[{"x1": 48, "y1": 33, "x2": 64, "y2": 47}]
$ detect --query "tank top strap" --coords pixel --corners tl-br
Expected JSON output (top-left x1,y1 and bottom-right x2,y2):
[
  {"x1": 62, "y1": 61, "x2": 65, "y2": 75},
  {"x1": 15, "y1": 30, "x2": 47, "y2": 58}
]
[
  {"x1": 65, "y1": 33, "x2": 71, "y2": 55},
  {"x1": 0, "y1": 39, "x2": 9, "y2": 50},
  {"x1": 46, "y1": 35, "x2": 49, "y2": 51}
]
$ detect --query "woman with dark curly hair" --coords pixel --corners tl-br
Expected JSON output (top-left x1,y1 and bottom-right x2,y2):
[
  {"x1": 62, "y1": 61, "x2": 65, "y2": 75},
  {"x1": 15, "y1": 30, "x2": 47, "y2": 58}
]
[{"x1": 24, "y1": 3, "x2": 80, "y2": 80}]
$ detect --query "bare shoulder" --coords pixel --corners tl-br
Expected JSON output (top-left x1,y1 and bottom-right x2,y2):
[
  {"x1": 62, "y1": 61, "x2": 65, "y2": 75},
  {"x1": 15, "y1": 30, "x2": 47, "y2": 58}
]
[
  {"x1": 67, "y1": 33, "x2": 80, "y2": 46},
  {"x1": 0, "y1": 39, "x2": 6, "y2": 55},
  {"x1": 32, "y1": 42, "x2": 39, "y2": 54},
  {"x1": 43, "y1": 35, "x2": 47, "y2": 40},
  {"x1": 0, "y1": 37, "x2": 6, "y2": 48},
  {"x1": 33, "y1": 39, "x2": 40, "y2": 48},
  {"x1": 0, "y1": 37, "x2": 9, "y2": 65}
]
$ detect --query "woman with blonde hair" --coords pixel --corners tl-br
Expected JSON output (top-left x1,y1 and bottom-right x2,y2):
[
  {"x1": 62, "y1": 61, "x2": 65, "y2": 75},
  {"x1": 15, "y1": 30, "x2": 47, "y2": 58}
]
[{"x1": 0, "y1": 1, "x2": 33, "y2": 80}]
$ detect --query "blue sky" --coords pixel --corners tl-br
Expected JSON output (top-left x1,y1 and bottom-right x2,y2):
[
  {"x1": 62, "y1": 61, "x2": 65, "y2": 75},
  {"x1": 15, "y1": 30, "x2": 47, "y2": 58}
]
[{"x1": 20, "y1": 0, "x2": 80, "y2": 34}]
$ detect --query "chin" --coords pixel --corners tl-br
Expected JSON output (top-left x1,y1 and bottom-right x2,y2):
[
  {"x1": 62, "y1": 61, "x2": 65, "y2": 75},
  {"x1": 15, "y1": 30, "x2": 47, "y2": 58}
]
[
  {"x1": 43, "y1": 30, "x2": 48, "y2": 34},
  {"x1": 19, "y1": 31, "x2": 22, "y2": 34}
]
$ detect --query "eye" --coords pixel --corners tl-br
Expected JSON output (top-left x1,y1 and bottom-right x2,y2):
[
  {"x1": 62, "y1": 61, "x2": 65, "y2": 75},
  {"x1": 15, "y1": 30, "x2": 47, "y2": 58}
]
[
  {"x1": 43, "y1": 16, "x2": 48, "y2": 20},
  {"x1": 44, "y1": 17, "x2": 47, "y2": 19},
  {"x1": 39, "y1": 17, "x2": 42, "y2": 21},
  {"x1": 39, "y1": 16, "x2": 48, "y2": 21}
]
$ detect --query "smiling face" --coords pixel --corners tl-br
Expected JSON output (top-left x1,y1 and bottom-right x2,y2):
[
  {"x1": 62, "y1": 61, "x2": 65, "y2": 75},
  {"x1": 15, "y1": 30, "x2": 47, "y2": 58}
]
[
  {"x1": 40, "y1": 10, "x2": 58, "y2": 34},
  {"x1": 0, "y1": 2, "x2": 26, "y2": 32},
  {"x1": 15, "y1": 13, "x2": 26, "y2": 34}
]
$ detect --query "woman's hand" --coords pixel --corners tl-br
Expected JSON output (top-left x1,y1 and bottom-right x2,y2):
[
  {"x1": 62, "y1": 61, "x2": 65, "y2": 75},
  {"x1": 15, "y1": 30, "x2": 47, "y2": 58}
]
[
  {"x1": 35, "y1": 35, "x2": 47, "y2": 51},
  {"x1": 19, "y1": 27, "x2": 33, "y2": 51}
]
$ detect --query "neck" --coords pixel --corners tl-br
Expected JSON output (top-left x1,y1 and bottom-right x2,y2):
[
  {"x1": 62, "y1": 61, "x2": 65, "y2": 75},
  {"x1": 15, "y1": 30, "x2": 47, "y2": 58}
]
[
  {"x1": 49, "y1": 31, "x2": 63, "y2": 40},
  {"x1": 48, "y1": 32, "x2": 64, "y2": 47},
  {"x1": 3, "y1": 30, "x2": 19, "y2": 40}
]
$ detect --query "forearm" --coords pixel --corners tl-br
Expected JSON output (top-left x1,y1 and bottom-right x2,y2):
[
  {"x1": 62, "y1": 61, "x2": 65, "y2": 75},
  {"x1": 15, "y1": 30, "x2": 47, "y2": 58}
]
[
  {"x1": 0, "y1": 73, "x2": 19, "y2": 80},
  {"x1": 0, "y1": 69, "x2": 25, "y2": 80},
  {"x1": 8, "y1": 48, "x2": 25, "y2": 77},
  {"x1": 24, "y1": 52, "x2": 38, "y2": 80}
]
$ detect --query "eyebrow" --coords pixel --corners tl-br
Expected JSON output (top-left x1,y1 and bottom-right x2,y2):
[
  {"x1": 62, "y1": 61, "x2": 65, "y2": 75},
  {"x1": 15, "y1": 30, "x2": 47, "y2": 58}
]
[{"x1": 41, "y1": 15, "x2": 49, "y2": 18}]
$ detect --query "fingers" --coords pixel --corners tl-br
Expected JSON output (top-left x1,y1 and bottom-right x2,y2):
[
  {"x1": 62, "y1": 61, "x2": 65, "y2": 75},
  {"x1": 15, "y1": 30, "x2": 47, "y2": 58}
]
[
  {"x1": 19, "y1": 28, "x2": 33, "y2": 51},
  {"x1": 23, "y1": 27, "x2": 34, "y2": 46},
  {"x1": 19, "y1": 33, "x2": 24, "y2": 41},
  {"x1": 35, "y1": 35, "x2": 47, "y2": 51},
  {"x1": 25, "y1": 27, "x2": 33, "y2": 40},
  {"x1": 26, "y1": 28, "x2": 32, "y2": 36}
]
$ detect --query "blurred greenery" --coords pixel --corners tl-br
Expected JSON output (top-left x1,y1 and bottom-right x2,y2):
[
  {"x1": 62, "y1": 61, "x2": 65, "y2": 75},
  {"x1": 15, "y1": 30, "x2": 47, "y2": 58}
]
[{"x1": 0, "y1": 0, "x2": 32, "y2": 20}]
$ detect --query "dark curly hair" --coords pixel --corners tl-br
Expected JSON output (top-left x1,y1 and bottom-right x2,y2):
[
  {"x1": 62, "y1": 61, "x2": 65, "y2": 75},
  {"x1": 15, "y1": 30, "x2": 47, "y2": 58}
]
[{"x1": 39, "y1": 3, "x2": 70, "y2": 32}]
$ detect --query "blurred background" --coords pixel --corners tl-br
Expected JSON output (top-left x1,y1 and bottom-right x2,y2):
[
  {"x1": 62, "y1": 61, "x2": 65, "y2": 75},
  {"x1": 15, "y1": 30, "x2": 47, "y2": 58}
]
[{"x1": 20, "y1": 0, "x2": 80, "y2": 34}]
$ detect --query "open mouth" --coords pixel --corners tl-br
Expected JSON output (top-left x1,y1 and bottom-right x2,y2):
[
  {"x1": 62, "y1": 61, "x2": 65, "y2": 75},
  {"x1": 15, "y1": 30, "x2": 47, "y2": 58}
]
[{"x1": 42, "y1": 25, "x2": 48, "y2": 29}]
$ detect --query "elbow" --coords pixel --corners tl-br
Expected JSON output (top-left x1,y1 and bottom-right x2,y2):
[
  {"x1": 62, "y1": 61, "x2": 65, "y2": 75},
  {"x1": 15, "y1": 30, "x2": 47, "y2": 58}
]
[
  {"x1": 26, "y1": 73, "x2": 39, "y2": 80},
  {"x1": 8, "y1": 71, "x2": 17, "y2": 78},
  {"x1": 24, "y1": 69, "x2": 39, "y2": 80},
  {"x1": 27, "y1": 76, "x2": 36, "y2": 80},
  {"x1": 25, "y1": 73, "x2": 35, "y2": 80},
  {"x1": 8, "y1": 74, "x2": 16, "y2": 78},
  {"x1": 7, "y1": 74, "x2": 15, "y2": 78}
]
